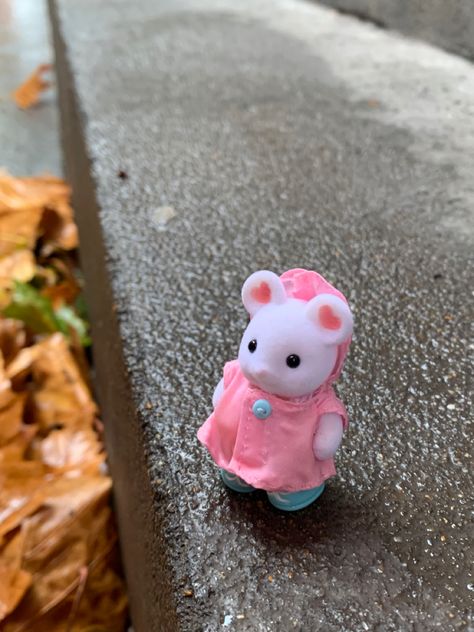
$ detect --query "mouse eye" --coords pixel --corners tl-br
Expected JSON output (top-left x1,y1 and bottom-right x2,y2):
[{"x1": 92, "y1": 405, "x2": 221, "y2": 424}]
[
  {"x1": 248, "y1": 339, "x2": 257, "y2": 353},
  {"x1": 286, "y1": 354, "x2": 300, "y2": 368}
]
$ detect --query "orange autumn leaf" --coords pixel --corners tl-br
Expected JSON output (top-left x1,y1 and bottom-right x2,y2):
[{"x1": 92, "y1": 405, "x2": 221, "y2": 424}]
[
  {"x1": 32, "y1": 264, "x2": 57, "y2": 288},
  {"x1": 4, "y1": 343, "x2": 42, "y2": 389},
  {"x1": 0, "y1": 530, "x2": 32, "y2": 621},
  {"x1": 64, "y1": 549, "x2": 128, "y2": 632},
  {"x1": 0, "y1": 427, "x2": 37, "y2": 465},
  {"x1": 0, "y1": 319, "x2": 26, "y2": 366},
  {"x1": 38, "y1": 255, "x2": 81, "y2": 308},
  {"x1": 0, "y1": 381, "x2": 26, "y2": 446},
  {"x1": 0, "y1": 355, "x2": 27, "y2": 446},
  {"x1": 22, "y1": 476, "x2": 112, "y2": 564},
  {"x1": 0, "y1": 167, "x2": 127, "y2": 629},
  {"x1": 5, "y1": 538, "x2": 89, "y2": 632},
  {"x1": 0, "y1": 462, "x2": 48, "y2": 539},
  {"x1": 0, "y1": 250, "x2": 35, "y2": 290},
  {"x1": 22, "y1": 175, "x2": 78, "y2": 252},
  {"x1": 0, "y1": 175, "x2": 44, "y2": 257},
  {"x1": 39, "y1": 203, "x2": 78, "y2": 255},
  {"x1": 5, "y1": 334, "x2": 96, "y2": 431},
  {"x1": 4, "y1": 541, "x2": 127, "y2": 632},
  {"x1": 34, "y1": 427, "x2": 105, "y2": 474},
  {"x1": 11, "y1": 64, "x2": 52, "y2": 110},
  {"x1": 27, "y1": 334, "x2": 97, "y2": 432},
  {"x1": 42, "y1": 280, "x2": 80, "y2": 310},
  {"x1": 6, "y1": 499, "x2": 125, "y2": 632},
  {"x1": 0, "y1": 172, "x2": 78, "y2": 257}
]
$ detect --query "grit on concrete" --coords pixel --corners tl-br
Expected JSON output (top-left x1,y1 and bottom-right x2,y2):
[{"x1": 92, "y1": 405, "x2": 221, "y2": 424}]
[
  {"x1": 0, "y1": 0, "x2": 61, "y2": 175},
  {"x1": 50, "y1": 0, "x2": 473, "y2": 630}
]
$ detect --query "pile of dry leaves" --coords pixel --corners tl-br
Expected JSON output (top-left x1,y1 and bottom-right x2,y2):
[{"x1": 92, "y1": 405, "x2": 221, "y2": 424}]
[{"x1": 0, "y1": 171, "x2": 128, "y2": 630}]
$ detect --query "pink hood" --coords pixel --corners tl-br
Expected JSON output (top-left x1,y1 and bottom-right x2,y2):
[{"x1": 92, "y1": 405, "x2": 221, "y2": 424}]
[{"x1": 279, "y1": 268, "x2": 352, "y2": 384}]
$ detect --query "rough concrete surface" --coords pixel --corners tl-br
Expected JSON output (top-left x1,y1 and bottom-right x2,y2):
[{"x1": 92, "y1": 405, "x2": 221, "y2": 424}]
[
  {"x1": 316, "y1": 0, "x2": 474, "y2": 61},
  {"x1": 50, "y1": 0, "x2": 473, "y2": 630},
  {"x1": 0, "y1": 0, "x2": 61, "y2": 175}
]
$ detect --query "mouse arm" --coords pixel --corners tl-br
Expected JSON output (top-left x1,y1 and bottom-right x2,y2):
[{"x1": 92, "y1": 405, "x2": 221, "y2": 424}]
[
  {"x1": 212, "y1": 377, "x2": 225, "y2": 408},
  {"x1": 313, "y1": 412, "x2": 344, "y2": 461}
]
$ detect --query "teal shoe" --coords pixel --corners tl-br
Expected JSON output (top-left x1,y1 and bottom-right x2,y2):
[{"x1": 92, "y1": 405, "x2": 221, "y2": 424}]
[
  {"x1": 267, "y1": 484, "x2": 325, "y2": 511},
  {"x1": 220, "y1": 469, "x2": 256, "y2": 493}
]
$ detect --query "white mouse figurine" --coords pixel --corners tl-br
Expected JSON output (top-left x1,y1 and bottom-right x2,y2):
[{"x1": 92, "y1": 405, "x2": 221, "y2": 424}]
[{"x1": 198, "y1": 268, "x2": 353, "y2": 511}]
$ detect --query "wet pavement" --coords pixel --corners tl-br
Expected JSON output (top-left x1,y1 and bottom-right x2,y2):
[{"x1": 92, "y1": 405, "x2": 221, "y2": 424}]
[
  {"x1": 50, "y1": 0, "x2": 473, "y2": 630},
  {"x1": 0, "y1": 0, "x2": 61, "y2": 175}
]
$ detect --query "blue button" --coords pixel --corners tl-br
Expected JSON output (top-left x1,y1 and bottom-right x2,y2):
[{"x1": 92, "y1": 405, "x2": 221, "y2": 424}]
[{"x1": 252, "y1": 399, "x2": 272, "y2": 420}]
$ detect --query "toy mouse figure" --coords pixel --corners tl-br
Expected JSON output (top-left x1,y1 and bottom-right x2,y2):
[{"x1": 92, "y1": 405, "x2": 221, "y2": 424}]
[{"x1": 197, "y1": 268, "x2": 353, "y2": 511}]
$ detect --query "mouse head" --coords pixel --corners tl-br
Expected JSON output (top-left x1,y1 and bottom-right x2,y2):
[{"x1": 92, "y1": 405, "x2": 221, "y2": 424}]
[{"x1": 238, "y1": 270, "x2": 353, "y2": 398}]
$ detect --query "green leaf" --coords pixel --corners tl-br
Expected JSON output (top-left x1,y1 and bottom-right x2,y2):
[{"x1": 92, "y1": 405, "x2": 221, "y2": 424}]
[
  {"x1": 2, "y1": 281, "x2": 91, "y2": 346},
  {"x1": 74, "y1": 293, "x2": 89, "y2": 322},
  {"x1": 3, "y1": 281, "x2": 58, "y2": 334},
  {"x1": 55, "y1": 304, "x2": 91, "y2": 347}
]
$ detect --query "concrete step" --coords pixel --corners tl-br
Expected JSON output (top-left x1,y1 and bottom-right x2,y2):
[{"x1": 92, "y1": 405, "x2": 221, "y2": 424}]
[
  {"x1": 317, "y1": 0, "x2": 474, "y2": 61},
  {"x1": 49, "y1": 1, "x2": 473, "y2": 630}
]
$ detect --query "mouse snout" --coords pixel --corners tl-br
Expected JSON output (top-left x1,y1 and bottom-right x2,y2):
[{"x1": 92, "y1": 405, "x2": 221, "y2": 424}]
[{"x1": 253, "y1": 365, "x2": 270, "y2": 379}]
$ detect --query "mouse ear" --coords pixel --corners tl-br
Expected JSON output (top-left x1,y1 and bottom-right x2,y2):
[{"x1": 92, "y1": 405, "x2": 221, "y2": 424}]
[
  {"x1": 242, "y1": 270, "x2": 287, "y2": 316},
  {"x1": 306, "y1": 294, "x2": 353, "y2": 345}
]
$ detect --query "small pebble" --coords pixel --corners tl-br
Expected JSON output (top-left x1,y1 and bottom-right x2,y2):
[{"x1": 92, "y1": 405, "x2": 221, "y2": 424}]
[{"x1": 152, "y1": 206, "x2": 176, "y2": 230}]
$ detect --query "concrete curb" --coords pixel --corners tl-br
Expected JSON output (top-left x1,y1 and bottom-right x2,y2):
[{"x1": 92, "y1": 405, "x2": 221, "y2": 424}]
[{"x1": 49, "y1": 1, "x2": 473, "y2": 629}]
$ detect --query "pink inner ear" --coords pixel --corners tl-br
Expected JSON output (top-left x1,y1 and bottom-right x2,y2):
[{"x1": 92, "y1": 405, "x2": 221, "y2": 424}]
[
  {"x1": 250, "y1": 281, "x2": 272, "y2": 304},
  {"x1": 319, "y1": 304, "x2": 341, "y2": 330}
]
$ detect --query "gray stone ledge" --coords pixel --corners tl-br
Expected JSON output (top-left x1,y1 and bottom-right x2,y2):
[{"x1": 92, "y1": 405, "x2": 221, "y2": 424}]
[
  {"x1": 317, "y1": 0, "x2": 474, "y2": 61},
  {"x1": 50, "y1": 1, "x2": 473, "y2": 630}
]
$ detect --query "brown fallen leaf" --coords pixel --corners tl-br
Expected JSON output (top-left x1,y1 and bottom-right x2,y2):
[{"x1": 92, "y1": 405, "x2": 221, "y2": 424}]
[
  {"x1": 0, "y1": 427, "x2": 37, "y2": 465},
  {"x1": 0, "y1": 428, "x2": 127, "y2": 627},
  {"x1": 39, "y1": 204, "x2": 78, "y2": 255},
  {"x1": 22, "y1": 476, "x2": 112, "y2": 569},
  {"x1": 0, "y1": 530, "x2": 32, "y2": 621},
  {"x1": 26, "y1": 334, "x2": 97, "y2": 432},
  {"x1": 4, "y1": 343, "x2": 42, "y2": 389},
  {"x1": 0, "y1": 167, "x2": 128, "y2": 629},
  {"x1": 42, "y1": 281, "x2": 80, "y2": 310},
  {"x1": 0, "y1": 379, "x2": 26, "y2": 446},
  {"x1": 0, "y1": 172, "x2": 77, "y2": 258},
  {"x1": 0, "y1": 462, "x2": 47, "y2": 539},
  {"x1": 0, "y1": 320, "x2": 27, "y2": 365},
  {"x1": 11, "y1": 64, "x2": 52, "y2": 110},
  {"x1": 21, "y1": 175, "x2": 77, "y2": 253},
  {"x1": 37, "y1": 254, "x2": 81, "y2": 312},
  {"x1": 7, "y1": 500, "x2": 124, "y2": 631},
  {"x1": 32, "y1": 265, "x2": 57, "y2": 289},
  {"x1": 0, "y1": 251, "x2": 35, "y2": 291},
  {"x1": 65, "y1": 549, "x2": 128, "y2": 632},
  {"x1": 33, "y1": 427, "x2": 104, "y2": 474},
  {"x1": 6, "y1": 536, "x2": 89, "y2": 632},
  {"x1": 0, "y1": 173, "x2": 45, "y2": 257},
  {"x1": 5, "y1": 540, "x2": 127, "y2": 632},
  {"x1": 39, "y1": 254, "x2": 80, "y2": 292},
  {"x1": 0, "y1": 353, "x2": 26, "y2": 447},
  {"x1": 1, "y1": 475, "x2": 120, "y2": 631}
]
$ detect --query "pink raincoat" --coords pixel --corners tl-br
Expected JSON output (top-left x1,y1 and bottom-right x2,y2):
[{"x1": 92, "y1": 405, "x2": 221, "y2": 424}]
[{"x1": 197, "y1": 269, "x2": 351, "y2": 492}]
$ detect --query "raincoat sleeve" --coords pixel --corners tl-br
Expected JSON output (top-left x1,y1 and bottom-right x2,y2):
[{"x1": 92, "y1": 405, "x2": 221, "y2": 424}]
[{"x1": 223, "y1": 360, "x2": 240, "y2": 389}]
